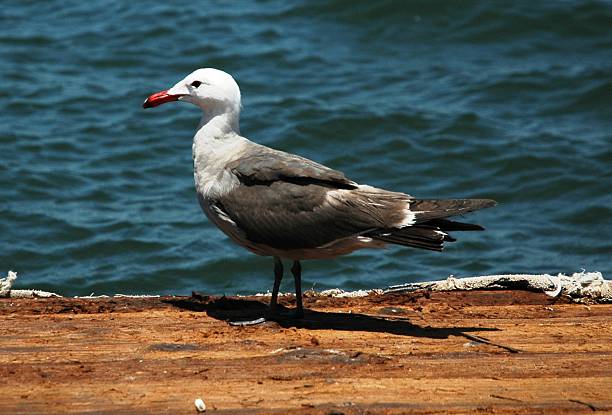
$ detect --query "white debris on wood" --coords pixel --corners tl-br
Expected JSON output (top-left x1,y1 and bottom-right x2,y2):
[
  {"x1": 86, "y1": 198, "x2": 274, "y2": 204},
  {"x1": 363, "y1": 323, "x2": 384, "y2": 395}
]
[
  {"x1": 74, "y1": 294, "x2": 162, "y2": 299},
  {"x1": 0, "y1": 271, "x2": 61, "y2": 298},
  {"x1": 249, "y1": 289, "x2": 380, "y2": 298},
  {"x1": 385, "y1": 271, "x2": 611, "y2": 303},
  {"x1": 319, "y1": 288, "x2": 382, "y2": 298},
  {"x1": 250, "y1": 288, "x2": 380, "y2": 298},
  {"x1": 194, "y1": 397, "x2": 206, "y2": 412},
  {"x1": 251, "y1": 291, "x2": 285, "y2": 297},
  {"x1": 113, "y1": 294, "x2": 161, "y2": 298}
]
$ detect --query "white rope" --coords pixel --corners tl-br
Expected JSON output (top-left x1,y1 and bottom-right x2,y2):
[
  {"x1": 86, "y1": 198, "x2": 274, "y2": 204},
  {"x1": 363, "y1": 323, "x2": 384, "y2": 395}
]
[
  {"x1": 0, "y1": 271, "x2": 61, "y2": 298},
  {"x1": 0, "y1": 270, "x2": 18, "y2": 297},
  {"x1": 3, "y1": 269, "x2": 609, "y2": 302},
  {"x1": 385, "y1": 271, "x2": 611, "y2": 302}
]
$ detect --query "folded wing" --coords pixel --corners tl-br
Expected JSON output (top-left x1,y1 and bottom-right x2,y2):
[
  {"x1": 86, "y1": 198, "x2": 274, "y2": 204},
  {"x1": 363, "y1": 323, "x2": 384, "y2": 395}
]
[{"x1": 214, "y1": 149, "x2": 495, "y2": 251}]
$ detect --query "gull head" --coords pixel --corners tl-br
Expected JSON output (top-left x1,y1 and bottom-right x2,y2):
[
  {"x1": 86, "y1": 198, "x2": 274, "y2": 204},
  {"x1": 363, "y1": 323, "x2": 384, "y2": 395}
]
[{"x1": 143, "y1": 68, "x2": 241, "y2": 114}]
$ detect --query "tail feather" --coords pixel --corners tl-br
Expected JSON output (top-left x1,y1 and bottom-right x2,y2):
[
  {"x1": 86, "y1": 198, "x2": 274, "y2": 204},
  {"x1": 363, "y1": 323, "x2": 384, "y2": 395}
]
[
  {"x1": 410, "y1": 198, "x2": 496, "y2": 222},
  {"x1": 374, "y1": 231, "x2": 444, "y2": 251},
  {"x1": 423, "y1": 218, "x2": 485, "y2": 231},
  {"x1": 369, "y1": 198, "x2": 496, "y2": 251},
  {"x1": 370, "y1": 225, "x2": 446, "y2": 251}
]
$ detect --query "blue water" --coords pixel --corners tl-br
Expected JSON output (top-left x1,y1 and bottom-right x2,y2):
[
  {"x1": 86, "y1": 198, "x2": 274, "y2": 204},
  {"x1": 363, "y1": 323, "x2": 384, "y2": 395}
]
[{"x1": 1, "y1": 1, "x2": 610, "y2": 296}]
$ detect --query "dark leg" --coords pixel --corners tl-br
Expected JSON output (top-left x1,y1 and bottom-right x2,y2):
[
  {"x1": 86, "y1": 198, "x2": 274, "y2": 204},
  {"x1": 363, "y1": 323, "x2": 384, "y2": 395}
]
[
  {"x1": 229, "y1": 257, "x2": 283, "y2": 326},
  {"x1": 291, "y1": 260, "x2": 304, "y2": 318},
  {"x1": 269, "y1": 256, "x2": 283, "y2": 314}
]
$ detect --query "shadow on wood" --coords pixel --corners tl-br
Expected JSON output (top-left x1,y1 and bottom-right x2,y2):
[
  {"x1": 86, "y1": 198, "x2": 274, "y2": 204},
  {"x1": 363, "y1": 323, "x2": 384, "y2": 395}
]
[{"x1": 165, "y1": 296, "x2": 499, "y2": 339}]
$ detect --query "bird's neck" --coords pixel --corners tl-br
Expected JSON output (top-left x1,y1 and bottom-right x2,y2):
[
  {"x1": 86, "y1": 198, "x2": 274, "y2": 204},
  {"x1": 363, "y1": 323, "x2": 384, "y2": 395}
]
[
  {"x1": 196, "y1": 106, "x2": 240, "y2": 139},
  {"x1": 192, "y1": 104, "x2": 247, "y2": 191},
  {"x1": 192, "y1": 106, "x2": 246, "y2": 199}
]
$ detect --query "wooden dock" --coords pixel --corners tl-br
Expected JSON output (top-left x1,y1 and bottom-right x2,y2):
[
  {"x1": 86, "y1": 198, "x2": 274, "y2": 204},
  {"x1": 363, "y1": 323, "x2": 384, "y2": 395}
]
[{"x1": 1, "y1": 290, "x2": 610, "y2": 414}]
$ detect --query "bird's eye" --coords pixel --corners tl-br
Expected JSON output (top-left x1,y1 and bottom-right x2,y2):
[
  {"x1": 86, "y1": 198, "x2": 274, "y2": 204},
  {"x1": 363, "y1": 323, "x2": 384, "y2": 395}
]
[{"x1": 190, "y1": 80, "x2": 202, "y2": 88}]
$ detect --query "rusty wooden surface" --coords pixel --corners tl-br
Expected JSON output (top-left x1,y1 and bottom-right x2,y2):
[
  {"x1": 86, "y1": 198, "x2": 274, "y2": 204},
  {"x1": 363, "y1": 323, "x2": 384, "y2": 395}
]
[{"x1": 0, "y1": 290, "x2": 610, "y2": 414}]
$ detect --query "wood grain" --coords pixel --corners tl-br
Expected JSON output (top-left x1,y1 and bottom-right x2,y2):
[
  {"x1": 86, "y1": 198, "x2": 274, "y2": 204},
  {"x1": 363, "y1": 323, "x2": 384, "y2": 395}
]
[{"x1": 0, "y1": 290, "x2": 610, "y2": 414}]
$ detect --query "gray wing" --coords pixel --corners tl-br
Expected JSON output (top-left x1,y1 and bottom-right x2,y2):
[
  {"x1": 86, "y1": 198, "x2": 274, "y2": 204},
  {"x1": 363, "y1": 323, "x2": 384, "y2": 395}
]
[
  {"x1": 214, "y1": 182, "x2": 377, "y2": 250},
  {"x1": 226, "y1": 149, "x2": 357, "y2": 189},
  {"x1": 217, "y1": 151, "x2": 405, "y2": 250},
  {"x1": 215, "y1": 148, "x2": 494, "y2": 252}
]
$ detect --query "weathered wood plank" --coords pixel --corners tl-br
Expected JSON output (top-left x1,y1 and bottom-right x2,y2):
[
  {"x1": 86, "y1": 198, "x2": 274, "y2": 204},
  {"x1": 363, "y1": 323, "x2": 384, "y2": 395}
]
[{"x1": 0, "y1": 291, "x2": 610, "y2": 414}]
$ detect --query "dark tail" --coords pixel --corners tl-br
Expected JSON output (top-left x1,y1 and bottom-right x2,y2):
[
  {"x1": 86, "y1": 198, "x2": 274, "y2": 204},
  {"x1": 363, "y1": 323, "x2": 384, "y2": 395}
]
[
  {"x1": 409, "y1": 198, "x2": 497, "y2": 221},
  {"x1": 369, "y1": 198, "x2": 496, "y2": 251}
]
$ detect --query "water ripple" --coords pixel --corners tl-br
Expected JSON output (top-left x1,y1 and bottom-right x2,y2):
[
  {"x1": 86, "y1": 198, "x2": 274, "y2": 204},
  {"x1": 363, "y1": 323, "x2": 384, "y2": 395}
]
[{"x1": 1, "y1": 0, "x2": 610, "y2": 295}]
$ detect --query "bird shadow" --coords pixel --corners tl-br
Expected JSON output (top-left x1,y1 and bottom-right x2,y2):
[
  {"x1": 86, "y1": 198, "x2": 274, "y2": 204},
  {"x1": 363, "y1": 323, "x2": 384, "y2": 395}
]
[{"x1": 164, "y1": 295, "x2": 501, "y2": 341}]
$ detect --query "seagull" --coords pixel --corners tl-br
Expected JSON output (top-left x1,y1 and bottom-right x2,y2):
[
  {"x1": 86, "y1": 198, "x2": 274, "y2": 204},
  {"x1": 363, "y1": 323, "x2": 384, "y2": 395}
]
[{"x1": 143, "y1": 68, "x2": 496, "y2": 322}]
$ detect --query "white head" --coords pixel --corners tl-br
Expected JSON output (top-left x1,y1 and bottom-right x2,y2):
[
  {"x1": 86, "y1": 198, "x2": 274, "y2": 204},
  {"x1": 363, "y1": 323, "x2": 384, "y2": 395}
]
[{"x1": 143, "y1": 68, "x2": 241, "y2": 117}]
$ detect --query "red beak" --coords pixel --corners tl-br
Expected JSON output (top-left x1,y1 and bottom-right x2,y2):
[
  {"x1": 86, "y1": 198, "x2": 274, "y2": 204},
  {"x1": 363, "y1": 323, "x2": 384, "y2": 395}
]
[{"x1": 142, "y1": 90, "x2": 184, "y2": 109}]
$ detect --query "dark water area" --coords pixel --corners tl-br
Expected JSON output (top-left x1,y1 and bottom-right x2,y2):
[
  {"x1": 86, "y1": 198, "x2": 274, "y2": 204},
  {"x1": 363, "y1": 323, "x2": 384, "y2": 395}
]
[{"x1": 1, "y1": 1, "x2": 611, "y2": 296}]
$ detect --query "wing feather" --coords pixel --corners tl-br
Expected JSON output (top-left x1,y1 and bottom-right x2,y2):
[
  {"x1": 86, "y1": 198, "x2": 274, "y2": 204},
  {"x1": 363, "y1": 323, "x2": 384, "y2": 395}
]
[{"x1": 226, "y1": 149, "x2": 357, "y2": 189}]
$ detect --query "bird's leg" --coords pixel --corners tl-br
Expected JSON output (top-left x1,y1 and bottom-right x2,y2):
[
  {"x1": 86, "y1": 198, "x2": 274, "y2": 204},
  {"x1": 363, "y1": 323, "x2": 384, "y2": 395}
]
[
  {"x1": 228, "y1": 257, "x2": 283, "y2": 327},
  {"x1": 291, "y1": 260, "x2": 304, "y2": 319},
  {"x1": 268, "y1": 256, "x2": 284, "y2": 315}
]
